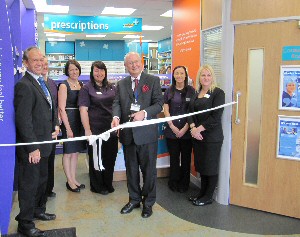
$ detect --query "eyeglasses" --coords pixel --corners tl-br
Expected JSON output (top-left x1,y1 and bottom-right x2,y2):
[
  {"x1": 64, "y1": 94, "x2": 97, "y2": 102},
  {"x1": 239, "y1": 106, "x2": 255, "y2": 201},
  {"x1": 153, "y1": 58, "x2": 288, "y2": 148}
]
[{"x1": 128, "y1": 60, "x2": 140, "y2": 66}]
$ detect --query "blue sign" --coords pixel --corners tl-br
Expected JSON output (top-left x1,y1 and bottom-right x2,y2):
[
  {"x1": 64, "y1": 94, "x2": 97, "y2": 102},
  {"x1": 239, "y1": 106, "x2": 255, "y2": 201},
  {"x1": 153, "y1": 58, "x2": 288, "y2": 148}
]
[
  {"x1": 282, "y1": 46, "x2": 300, "y2": 61},
  {"x1": 278, "y1": 117, "x2": 300, "y2": 161},
  {"x1": 0, "y1": 0, "x2": 16, "y2": 234},
  {"x1": 157, "y1": 123, "x2": 169, "y2": 157},
  {"x1": 44, "y1": 14, "x2": 142, "y2": 34}
]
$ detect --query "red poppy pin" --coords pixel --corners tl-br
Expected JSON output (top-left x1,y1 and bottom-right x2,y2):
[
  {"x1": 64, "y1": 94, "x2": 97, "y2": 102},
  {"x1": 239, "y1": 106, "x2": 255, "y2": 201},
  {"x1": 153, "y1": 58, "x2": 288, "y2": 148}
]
[{"x1": 142, "y1": 84, "x2": 150, "y2": 93}]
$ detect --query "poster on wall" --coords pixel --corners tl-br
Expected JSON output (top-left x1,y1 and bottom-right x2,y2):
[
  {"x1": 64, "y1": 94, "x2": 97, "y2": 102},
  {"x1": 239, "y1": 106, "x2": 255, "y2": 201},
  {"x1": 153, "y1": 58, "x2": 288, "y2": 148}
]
[
  {"x1": 279, "y1": 65, "x2": 300, "y2": 110},
  {"x1": 277, "y1": 116, "x2": 300, "y2": 161}
]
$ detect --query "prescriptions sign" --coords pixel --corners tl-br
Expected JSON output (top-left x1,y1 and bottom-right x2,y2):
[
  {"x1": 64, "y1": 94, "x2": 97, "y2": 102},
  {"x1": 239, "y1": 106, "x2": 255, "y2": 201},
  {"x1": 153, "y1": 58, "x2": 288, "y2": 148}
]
[{"x1": 44, "y1": 14, "x2": 142, "y2": 34}]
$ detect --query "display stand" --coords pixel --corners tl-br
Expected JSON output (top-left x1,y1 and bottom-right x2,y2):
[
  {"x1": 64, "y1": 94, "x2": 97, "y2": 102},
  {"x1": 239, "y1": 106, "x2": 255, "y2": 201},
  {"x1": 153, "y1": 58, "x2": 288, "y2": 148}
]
[
  {"x1": 47, "y1": 54, "x2": 74, "y2": 80},
  {"x1": 148, "y1": 42, "x2": 159, "y2": 74}
]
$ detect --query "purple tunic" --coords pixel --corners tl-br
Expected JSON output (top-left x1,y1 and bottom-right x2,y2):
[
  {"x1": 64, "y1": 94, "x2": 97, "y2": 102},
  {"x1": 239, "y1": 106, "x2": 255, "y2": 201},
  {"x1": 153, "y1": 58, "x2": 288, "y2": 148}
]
[
  {"x1": 164, "y1": 85, "x2": 195, "y2": 139},
  {"x1": 78, "y1": 81, "x2": 116, "y2": 135}
]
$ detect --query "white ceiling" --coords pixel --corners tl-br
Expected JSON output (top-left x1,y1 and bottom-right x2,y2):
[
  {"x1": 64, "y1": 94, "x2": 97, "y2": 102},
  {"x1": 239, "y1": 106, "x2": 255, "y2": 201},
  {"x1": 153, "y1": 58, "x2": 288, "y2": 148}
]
[{"x1": 24, "y1": 0, "x2": 173, "y2": 43}]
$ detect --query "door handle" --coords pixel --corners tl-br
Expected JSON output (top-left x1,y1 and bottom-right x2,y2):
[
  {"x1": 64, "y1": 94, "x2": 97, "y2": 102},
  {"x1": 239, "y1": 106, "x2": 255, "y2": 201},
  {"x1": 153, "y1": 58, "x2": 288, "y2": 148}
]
[{"x1": 235, "y1": 91, "x2": 242, "y2": 124}]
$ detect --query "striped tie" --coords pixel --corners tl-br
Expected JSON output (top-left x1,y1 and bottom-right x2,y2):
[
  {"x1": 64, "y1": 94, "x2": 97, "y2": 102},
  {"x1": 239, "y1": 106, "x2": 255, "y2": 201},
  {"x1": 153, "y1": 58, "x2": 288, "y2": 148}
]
[
  {"x1": 134, "y1": 78, "x2": 139, "y2": 93},
  {"x1": 38, "y1": 77, "x2": 52, "y2": 108}
]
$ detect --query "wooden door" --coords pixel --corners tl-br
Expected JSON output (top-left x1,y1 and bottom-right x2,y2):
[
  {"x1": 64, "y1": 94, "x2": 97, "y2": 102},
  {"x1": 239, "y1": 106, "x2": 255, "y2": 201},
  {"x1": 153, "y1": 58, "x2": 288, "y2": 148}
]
[{"x1": 230, "y1": 21, "x2": 300, "y2": 218}]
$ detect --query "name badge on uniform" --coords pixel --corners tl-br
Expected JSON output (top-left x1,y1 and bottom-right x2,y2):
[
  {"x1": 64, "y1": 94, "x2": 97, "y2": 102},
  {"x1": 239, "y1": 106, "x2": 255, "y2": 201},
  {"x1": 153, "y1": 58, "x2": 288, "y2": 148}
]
[
  {"x1": 186, "y1": 98, "x2": 190, "y2": 101},
  {"x1": 204, "y1": 94, "x2": 210, "y2": 98},
  {"x1": 96, "y1": 92, "x2": 102, "y2": 95},
  {"x1": 130, "y1": 103, "x2": 140, "y2": 112}
]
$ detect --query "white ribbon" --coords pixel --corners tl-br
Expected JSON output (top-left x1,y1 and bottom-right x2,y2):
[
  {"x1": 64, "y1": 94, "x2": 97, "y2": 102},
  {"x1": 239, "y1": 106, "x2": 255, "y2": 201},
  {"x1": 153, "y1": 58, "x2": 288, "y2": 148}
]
[
  {"x1": 88, "y1": 134, "x2": 110, "y2": 171},
  {"x1": 0, "y1": 101, "x2": 237, "y2": 155}
]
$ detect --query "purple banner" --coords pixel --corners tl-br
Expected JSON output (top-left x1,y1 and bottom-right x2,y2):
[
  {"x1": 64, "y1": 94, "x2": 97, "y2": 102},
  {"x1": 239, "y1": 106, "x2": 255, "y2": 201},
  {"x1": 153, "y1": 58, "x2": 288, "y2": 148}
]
[{"x1": 0, "y1": 0, "x2": 16, "y2": 234}]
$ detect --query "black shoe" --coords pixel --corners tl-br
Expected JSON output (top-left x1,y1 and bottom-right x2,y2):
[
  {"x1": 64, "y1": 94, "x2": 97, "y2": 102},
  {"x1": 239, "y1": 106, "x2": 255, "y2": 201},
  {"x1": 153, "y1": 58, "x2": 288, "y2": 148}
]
[
  {"x1": 17, "y1": 226, "x2": 45, "y2": 237},
  {"x1": 120, "y1": 202, "x2": 140, "y2": 214},
  {"x1": 47, "y1": 191, "x2": 56, "y2": 198},
  {"x1": 34, "y1": 213, "x2": 56, "y2": 221},
  {"x1": 188, "y1": 191, "x2": 203, "y2": 201},
  {"x1": 107, "y1": 186, "x2": 115, "y2": 193},
  {"x1": 66, "y1": 182, "x2": 80, "y2": 193},
  {"x1": 76, "y1": 184, "x2": 85, "y2": 189},
  {"x1": 99, "y1": 190, "x2": 109, "y2": 195},
  {"x1": 192, "y1": 198, "x2": 213, "y2": 206},
  {"x1": 141, "y1": 205, "x2": 153, "y2": 218}
]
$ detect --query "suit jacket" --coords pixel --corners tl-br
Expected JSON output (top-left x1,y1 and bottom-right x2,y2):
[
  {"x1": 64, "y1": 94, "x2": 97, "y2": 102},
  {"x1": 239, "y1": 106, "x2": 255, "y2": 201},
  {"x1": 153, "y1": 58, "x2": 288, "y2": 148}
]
[
  {"x1": 188, "y1": 87, "x2": 225, "y2": 143},
  {"x1": 113, "y1": 72, "x2": 163, "y2": 145},
  {"x1": 14, "y1": 72, "x2": 58, "y2": 160}
]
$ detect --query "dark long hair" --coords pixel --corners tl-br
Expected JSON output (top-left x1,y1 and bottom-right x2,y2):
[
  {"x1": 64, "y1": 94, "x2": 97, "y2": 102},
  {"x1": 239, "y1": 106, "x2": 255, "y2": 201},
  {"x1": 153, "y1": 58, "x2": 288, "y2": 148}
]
[
  {"x1": 64, "y1": 59, "x2": 81, "y2": 76},
  {"x1": 90, "y1": 61, "x2": 110, "y2": 89},
  {"x1": 168, "y1": 65, "x2": 189, "y2": 102}
]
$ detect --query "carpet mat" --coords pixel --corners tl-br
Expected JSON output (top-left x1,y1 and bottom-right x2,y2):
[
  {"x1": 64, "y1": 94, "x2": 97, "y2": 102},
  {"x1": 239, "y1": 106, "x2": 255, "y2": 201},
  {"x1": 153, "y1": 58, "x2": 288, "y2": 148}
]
[{"x1": 2, "y1": 227, "x2": 76, "y2": 237}]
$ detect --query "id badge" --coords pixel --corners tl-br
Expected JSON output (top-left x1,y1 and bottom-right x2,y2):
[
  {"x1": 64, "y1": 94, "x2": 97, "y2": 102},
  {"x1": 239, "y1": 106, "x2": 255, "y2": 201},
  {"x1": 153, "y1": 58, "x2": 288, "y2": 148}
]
[{"x1": 130, "y1": 103, "x2": 140, "y2": 112}]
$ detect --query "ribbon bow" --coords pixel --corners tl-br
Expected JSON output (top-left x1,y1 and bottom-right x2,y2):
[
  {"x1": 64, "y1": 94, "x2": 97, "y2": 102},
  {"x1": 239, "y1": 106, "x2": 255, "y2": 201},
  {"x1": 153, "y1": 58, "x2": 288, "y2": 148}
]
[{"x1": 88, "y1": 133, "x2": 110, "y2": 171}]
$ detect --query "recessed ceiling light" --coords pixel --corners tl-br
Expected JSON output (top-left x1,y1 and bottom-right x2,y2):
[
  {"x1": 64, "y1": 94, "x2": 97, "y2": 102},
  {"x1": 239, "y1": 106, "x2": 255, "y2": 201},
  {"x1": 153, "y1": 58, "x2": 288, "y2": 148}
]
[
  {"x1": 45, "y1": 33, "x2": 66, "y2": 37},
  {"x1": 32, "y1": 0, "x2": 69, "y2": 13},
  {"x1": 101, "y1": 7, "x2": 136, "y2": 16},
  {"x1": 47, "y1": 38, "x2": 65, "y2": 41},
  {"x1": 86, "y1": 34, "x2": 106, "y2": 38},
  {"x1": 160, "y1": 10, "x2": 172, "y2": 17},
  {"x1": 142, "y1": 25, "x2": 164, "y2": 31},
  {"x1": 132, "y1": 39, "x2": 152, "y2": 43},
  {"x1": 123, "y1": 35, "x2": 144, "y2": 39}
]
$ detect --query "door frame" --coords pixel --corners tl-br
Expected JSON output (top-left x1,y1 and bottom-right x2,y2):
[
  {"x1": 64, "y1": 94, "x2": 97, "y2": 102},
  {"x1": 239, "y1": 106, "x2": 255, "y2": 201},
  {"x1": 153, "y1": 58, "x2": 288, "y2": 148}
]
[{"x1": 217, "y1": 0, "x2": 300, "y2": 205}]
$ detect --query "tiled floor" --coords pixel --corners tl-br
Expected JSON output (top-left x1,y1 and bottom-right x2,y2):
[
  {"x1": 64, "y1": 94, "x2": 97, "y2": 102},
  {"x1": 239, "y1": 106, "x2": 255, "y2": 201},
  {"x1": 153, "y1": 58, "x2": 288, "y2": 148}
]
[{"x1": 8, "y1": 154, "x2": 300, "y2": 237}]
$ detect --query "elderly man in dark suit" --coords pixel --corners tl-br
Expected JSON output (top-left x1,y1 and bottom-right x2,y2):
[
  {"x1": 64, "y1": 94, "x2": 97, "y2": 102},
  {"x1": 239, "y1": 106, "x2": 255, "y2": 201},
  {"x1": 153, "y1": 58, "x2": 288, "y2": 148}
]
[
  {"x1": 112, "y1": 52, "x2": 163, "y2": 218},
  {"x1": 14, "y1": 46, "x2": 59, "y2": 237}
]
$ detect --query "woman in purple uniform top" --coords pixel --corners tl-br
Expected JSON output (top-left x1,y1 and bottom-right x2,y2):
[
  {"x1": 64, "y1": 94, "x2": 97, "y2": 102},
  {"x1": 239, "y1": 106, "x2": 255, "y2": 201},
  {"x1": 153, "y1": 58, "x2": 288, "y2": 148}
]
[{"x1": 78, "y1": 61, "x2": 118, "y2": 195}]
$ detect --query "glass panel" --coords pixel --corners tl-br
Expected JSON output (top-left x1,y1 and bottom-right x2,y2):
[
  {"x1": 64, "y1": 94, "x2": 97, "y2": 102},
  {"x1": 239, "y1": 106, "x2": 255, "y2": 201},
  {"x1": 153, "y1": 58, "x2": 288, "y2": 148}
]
[
  {"x1": 245, "y1": 48, "x2": 264, "y2": 184},
  {"x1": 202, "y1": 27, "x2": 222, "y2": 82}
]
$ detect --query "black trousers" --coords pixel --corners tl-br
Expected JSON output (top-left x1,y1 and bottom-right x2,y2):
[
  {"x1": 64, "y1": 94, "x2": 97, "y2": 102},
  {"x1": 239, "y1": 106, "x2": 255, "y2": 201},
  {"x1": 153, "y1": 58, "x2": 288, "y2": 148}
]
[
  {"x1": 166, "y1": 138, "x2": 192, "y2": 189},
  {"x1": 199, "y1": 174, "x2": 218, "y2": 199},
  {"x1": 88, "y1": 136, "x2": 118, "y2": 193},
  {"x1": 16, "y1": 156, "x2": 48, "y2": 229},
  {"x1": 46, "y1": 143, "x2": 56, "y2": 194},
  {"x1": 123, "y1": 141, "x2": 158, "y2": 207}
]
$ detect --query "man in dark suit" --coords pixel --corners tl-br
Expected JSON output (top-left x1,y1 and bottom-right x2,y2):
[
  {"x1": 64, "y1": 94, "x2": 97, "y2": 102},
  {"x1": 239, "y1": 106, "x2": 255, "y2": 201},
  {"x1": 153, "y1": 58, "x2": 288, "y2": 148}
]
[
  {"x1": 14, "y1": 46, "x2": 59, "y2": 237},
  {"x1": 112, "y1": 52, "x2": 163, "y2": 218}
]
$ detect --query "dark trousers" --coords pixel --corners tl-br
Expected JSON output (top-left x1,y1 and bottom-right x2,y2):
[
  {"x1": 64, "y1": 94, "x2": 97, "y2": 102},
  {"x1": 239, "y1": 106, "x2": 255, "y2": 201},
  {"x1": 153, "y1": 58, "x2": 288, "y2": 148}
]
[
  {"x1": 46, "y1": 143, "x2": 56, "y2": 194},
  {"x1": 123, "y1": 141, "x2": 158, "y2": 207},
  {"x1": 199, "y1": 174, "x2": 218, "y2": 199},
  {"x1": 88, "y1": 136, "x2": 118, "y2": 193},
  {"x1": 16, "y1": 156, "x2": 48, "y2": 229},
  {"x1": 166, "y1": 138, "x2": 192, "y2": 189}
]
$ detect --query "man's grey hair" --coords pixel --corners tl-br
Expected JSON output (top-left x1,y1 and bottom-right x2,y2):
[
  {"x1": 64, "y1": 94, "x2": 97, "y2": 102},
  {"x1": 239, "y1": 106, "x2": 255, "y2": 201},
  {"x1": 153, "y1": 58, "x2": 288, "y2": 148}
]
[
  {"x1": 124, "y1": 52, "x2": 141, "y2": 63},
  {"x1": 22, "y1": 46, "x2": 40, "y2": 61}
]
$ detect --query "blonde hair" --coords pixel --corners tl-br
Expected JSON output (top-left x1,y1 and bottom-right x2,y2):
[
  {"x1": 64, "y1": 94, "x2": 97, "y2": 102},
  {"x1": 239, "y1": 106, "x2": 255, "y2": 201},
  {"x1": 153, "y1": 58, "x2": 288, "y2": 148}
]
[{"x1": 196, "y1": 64, "x2": 217, "y2": 93}]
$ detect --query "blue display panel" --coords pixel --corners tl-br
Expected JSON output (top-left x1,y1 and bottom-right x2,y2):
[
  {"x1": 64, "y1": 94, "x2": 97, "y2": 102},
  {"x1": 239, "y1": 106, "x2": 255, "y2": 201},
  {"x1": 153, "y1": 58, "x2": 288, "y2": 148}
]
[
  {"x1": 46, "y1": 41, "x2": 75, "y2": 54},
  {"x1": 75, "y1": 40, "x2": 125, "y2": 61}
]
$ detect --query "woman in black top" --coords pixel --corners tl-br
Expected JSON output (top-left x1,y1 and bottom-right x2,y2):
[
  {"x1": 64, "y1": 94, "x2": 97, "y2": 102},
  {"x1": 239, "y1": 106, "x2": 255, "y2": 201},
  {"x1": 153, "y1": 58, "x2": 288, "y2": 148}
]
[
  {"x1": 58, "y1": 60, "x2": 86, "y2": 193},
  {"x1": 188, "y1": 65, "x2": 225, "y2": 206},
  {"x1": 164, "y1": 66, "x2": 195, "y2": 192}
]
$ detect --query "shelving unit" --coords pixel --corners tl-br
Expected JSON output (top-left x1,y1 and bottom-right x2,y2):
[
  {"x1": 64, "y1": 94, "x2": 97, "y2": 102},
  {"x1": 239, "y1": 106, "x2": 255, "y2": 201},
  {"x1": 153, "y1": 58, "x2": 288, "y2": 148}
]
[
  {"x1": 158, "y1": 51, "x2": 172, "y2": 71},
  {"x1": 147, "y1": 43, "x2": 159, "y2": 74},
  {"x1": 47, "y1": 54, "x2": 74, "y2": 80},
  {"x1": 78, "y1": 61, "x2": 126, "y2": 75}
]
